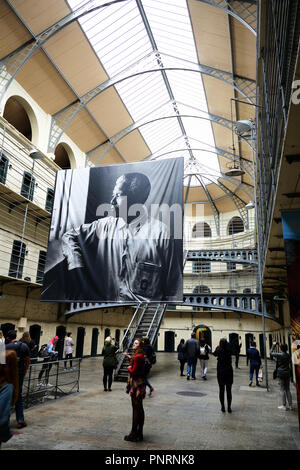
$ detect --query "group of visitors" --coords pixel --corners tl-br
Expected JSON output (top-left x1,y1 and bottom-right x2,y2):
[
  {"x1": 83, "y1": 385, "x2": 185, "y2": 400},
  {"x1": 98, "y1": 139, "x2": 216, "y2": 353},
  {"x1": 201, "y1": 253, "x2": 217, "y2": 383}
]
[
  {"x1": 176, "y1": 333, "x2": 294, "y2": 414},
  {"x1": 0, "y1": 328, "x2": 75, "y2": 447},
  {"x1": 177, "y1": 333, "x2": 212, "y2": 381}
]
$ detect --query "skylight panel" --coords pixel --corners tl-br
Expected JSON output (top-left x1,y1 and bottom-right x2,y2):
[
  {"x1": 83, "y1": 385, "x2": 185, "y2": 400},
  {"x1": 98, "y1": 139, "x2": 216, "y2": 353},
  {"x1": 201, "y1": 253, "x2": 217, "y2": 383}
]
[{"x1": 67, "y1": 0, "x2": 221, "y2": 183}]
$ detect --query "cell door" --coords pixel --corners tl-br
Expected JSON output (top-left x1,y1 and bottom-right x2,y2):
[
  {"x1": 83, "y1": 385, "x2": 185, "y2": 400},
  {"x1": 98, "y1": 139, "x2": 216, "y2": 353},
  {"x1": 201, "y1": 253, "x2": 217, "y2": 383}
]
[
  {"x1": 164, "y1": 331, "x2": 175, "y2": 352},
  {"x1": 29, "y1": 324, "x2": 41, "y2": 359},
  {"x1": 76, "y1": 327, "x2": 85, "y2": 358},
  {"x1": 91, "y1": 328, "x2": 99, "y2": 357}
]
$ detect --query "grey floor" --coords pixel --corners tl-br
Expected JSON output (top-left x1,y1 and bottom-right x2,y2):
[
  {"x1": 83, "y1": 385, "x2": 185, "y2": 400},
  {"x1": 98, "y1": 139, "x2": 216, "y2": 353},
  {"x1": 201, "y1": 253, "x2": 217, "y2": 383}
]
[{"x1": 3, "y1": 353, "x2": 300, "y2": 451}]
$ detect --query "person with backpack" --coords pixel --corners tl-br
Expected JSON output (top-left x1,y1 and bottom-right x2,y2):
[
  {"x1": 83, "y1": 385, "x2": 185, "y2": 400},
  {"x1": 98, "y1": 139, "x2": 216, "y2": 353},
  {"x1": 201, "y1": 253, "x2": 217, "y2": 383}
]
[
  {"x1": 5, "y1": 330, "x2": 30, "y2": 429},
  {"x1": 270, "y1": 341, "x2": 293, "y2": 410},
  {"x1": 143, "y1": 337, "x2": 156, "y2": 396},
  {"x1": 123, "y1": 338, "x2": 146, "y2": 442},
  {"x1": 37, "y1": 336, "x2": 58, "y2": 387},
  {"x1": 247, "y1": 341, "x2": 262, "y2": 387},
  {"x1": 198, "y1": 339, "x2": 211, "y2": 380}
]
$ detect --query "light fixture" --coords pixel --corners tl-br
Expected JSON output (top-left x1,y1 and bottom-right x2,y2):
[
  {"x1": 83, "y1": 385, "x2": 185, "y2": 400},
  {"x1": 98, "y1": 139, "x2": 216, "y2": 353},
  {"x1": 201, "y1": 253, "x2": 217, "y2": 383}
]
[
  {"x1": 273, "y1": 295, "x2": 286, "y2": 301},
  {"x1": 234, "y1": 119, "x2": 255, "y2": 136},
  {"x1": 245, "y1": 201, "x2": 255, "y2": 210},
  {"x1": 225, "y1": 100, "x2": 246, "y2": 177},
  {"x1": 29, "y1": 149, "x2": 44, "y2": 159}
]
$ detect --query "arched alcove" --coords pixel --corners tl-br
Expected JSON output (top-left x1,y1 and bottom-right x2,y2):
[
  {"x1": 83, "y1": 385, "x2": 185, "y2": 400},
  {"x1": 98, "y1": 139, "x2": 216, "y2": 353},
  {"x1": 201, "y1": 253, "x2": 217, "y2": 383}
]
[
  {"x1": 54, "y1": 142, "x2": 76, "y2": 169},
  {"x1": 192, "y1": 222, "x2": 212, "y2": 238},
  {"x1": 228, "y1": 216, "x2": 244, "y2": 235},
  {"x1": 3, "y1": 95, "x2": 39, "y2": 144}
]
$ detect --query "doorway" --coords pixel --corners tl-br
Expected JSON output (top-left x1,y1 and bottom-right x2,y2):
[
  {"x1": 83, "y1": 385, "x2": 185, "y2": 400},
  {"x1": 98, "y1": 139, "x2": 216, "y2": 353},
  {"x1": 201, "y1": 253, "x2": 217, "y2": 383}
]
[
  {"x1": 29, "y1": 324, "x2": 41, "y2": 359},
  {"x1": 91, "y1": 328, "x2": 99, "y2": 357},
  {"x1": 194, "y1": 325, "x2": 212, "y2": 347},
  {"x1": 0, "y1": 323, "x2": 15, "y2": 342},
  {"x1": 229, "y1": 333, "x2": 239, "y2": 352},
  {"x1": 164, "y1": 331, "x2": 175, "y2": 352},
  {"x1": 245, "y1": 333, "x2": 254, "y2": 352},
  {"x1": 56, "y1": 325, "x2": 66, "y2": 360},
  {"x1": 76, "y1": 327, "x2": 85, "y2": 358}
]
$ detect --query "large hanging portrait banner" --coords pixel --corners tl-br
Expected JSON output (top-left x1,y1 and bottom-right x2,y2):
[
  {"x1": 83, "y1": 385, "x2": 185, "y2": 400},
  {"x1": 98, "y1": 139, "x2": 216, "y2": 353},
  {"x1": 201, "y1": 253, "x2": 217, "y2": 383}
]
[{"x1": 41, "y1": 158, "x2": 183, "y2": 303}]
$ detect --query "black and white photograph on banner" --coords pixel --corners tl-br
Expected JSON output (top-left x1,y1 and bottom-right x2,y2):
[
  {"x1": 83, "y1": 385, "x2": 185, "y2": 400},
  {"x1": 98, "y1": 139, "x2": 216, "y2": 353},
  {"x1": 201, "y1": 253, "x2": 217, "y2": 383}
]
[{"x1": 41, "y1": 158, "x2": 183, "y2": 303}]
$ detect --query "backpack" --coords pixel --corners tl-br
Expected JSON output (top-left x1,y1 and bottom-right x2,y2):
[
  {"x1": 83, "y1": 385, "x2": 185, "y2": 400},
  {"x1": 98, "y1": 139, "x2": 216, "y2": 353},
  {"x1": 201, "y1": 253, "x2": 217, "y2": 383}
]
[
  {"x1": 150, "y1": 351, "x2": 156, "y2": 365},
  {"x1": 38, "y1": 344, "x2": 48, "y2": 358}
]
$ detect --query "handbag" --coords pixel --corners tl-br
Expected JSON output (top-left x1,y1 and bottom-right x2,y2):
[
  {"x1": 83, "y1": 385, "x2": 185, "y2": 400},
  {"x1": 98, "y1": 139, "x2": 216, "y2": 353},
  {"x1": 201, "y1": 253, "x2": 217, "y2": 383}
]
[{"x1": 258, "y1": 367, "x2": 263, "y2": 382}]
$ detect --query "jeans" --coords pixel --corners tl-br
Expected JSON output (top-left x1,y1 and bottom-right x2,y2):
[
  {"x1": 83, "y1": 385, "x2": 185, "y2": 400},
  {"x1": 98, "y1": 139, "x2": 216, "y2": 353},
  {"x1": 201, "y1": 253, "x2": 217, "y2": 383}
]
[
  {"x1": 187, "y1": 358, "x2": 197, "y2": 378},
  {"x1": 200, "y1": 359, "x2": 208, "y2": 377},
  {"x1": 279, "y1": 376, "x2": 292, "y2": 407},
  {"x1": 249, "y1": 362, "x2": 260, "y2": 382},
  {"x1": 15, "y1": 375, "x2": 25, "y2": 423},
  {"x1": 64, "y1": 353, "x2": 73, "y2": 369}
]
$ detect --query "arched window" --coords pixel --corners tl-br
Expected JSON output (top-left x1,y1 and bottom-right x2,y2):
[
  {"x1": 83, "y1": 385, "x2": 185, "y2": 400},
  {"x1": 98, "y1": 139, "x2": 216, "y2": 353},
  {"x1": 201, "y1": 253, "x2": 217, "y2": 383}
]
[
  {"x1": 3, "y1": 96, "x2": 32, "y2": 140},
  {"x1": 192, "y1": 222, "x2": 212, "y2": 238},
  {"x1": 228, "y1": 217, "x2": 244, "y2": 235},
  {"x1": 54, "y1": 143, "x2": 72, "y2": 169}
]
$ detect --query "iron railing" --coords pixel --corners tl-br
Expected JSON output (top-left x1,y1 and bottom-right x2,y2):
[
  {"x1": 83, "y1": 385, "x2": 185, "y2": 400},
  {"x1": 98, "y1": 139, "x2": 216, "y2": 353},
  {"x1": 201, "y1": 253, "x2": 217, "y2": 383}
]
[
  {"x1": 258, "y1": 0, "x2": 300, "y2": 273},
  {"x1": 22, "y1": 357, "x2": 81, "y2": 409}
]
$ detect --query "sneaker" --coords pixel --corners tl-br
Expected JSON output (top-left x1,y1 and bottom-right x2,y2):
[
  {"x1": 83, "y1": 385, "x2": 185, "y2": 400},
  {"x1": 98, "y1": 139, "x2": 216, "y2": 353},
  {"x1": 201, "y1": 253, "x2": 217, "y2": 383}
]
[
  {"x1": 286, "y1": 406, "x2": 293, "y2": 411},
  {"x1": 64, "y1": 369, "x2": 67, "y2": 371},
  {"x1": 192, "y1": 377, "x2": 196, "y2": 380},
  {"x1": 149, "y1": 387, "x2": 156, "y2": 396},
  {"x1": 278, "y1": 405, "x2": 287, "y2": 410},
  {"x1": 46, "y1": 383, "x2": 53, "y2": 387},
  {"x1": 187, "y1": 375, "x2": 190, "y2": 380},
  {"x1": 17, "y1": 421, "x2": 27, "y2": 429},
  {"x1": 249, "y1": 381, "x2": 252, "y2": 387}
]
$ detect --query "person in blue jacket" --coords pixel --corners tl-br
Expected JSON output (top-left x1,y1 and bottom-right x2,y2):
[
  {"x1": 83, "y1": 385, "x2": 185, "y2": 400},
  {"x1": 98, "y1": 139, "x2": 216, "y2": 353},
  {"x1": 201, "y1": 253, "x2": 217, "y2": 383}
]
[{"x1": 247, "y1": 341, "x2": 262, "y2": 387}]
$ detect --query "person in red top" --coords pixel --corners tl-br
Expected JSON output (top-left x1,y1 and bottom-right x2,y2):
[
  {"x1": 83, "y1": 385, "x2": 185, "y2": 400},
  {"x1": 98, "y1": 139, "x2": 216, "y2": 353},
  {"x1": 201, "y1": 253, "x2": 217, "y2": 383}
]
[{"x1": 123, "y1": 338, "x2": 146, "y2": 442}]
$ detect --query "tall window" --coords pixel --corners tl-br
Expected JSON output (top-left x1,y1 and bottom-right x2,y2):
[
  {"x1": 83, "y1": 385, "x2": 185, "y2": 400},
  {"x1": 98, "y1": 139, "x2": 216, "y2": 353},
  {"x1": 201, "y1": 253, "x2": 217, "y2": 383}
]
[
  {"x1": 9, "y1": 240, "x2": 26, "y2": 279},
  {"x1": 192, "y1": 222, "x2": 212, "y2": 238},
  {"x1": 36, "y1": 250, "x2": 47, "y2": 284},
  {"x1": 21, "y1": 171, "x2": 35, "y2": 201},
  {"x1": 192, "y1": 260, "x2": 211, "y2": 273},
  {"x1": 228, "y1": 217, "x2": 244, "y2": 235},
  {"x1": 0, "y1": 153, "x2": 9, "y2": 184},
  {"x1": 45, "y1": 188, "x2": 54, "y2": 213}
]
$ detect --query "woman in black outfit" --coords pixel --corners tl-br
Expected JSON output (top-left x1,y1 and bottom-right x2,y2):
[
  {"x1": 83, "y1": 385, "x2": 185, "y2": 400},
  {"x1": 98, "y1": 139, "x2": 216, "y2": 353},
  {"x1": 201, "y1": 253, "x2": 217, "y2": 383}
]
[
  {"x1": 177, "y1": 339, "x2": 186, "y2": 376},
  {"x1": 213, "y1": 338, "x2": 233, "y2": 413}
]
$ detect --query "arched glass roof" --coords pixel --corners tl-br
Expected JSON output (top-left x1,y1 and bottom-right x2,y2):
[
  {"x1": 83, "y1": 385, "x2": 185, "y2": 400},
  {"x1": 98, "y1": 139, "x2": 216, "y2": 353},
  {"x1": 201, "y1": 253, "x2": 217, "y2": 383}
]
[{"x1": 67, "y1": 0, "x2": 221, "y2": 184}]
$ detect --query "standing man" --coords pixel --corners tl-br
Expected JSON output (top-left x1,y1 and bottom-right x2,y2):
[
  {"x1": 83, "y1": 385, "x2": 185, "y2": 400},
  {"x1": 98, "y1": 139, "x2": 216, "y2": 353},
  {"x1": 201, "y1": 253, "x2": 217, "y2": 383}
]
[
  {"x1": 5, "y1": 330, "x2": 30, "y2": 428},
  {"x1": 247, "y1": 341, "x2": 262, "y2": 387},
  {"x1": 183, "y1": 333, "x2": 200, "y2": 380}
]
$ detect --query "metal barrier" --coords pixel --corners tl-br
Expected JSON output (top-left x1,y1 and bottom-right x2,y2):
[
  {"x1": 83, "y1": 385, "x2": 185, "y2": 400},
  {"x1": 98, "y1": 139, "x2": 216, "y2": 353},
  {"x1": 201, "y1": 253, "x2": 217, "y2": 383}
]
[{"x1": 22, "y1": 357, "x2": 81, "y2": 409}]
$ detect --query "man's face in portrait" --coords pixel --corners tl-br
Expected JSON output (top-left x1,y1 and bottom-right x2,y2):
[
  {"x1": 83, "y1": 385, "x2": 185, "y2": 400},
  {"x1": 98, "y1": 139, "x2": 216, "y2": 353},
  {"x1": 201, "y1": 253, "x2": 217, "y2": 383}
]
[{"x1": 110, "y1": 178, "x2": 128, "y2": 218}]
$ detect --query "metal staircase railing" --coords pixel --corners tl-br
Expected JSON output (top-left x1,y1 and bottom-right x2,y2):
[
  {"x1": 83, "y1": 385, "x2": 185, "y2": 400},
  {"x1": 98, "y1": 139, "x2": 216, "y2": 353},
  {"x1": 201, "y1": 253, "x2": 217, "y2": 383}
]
[{"x1": 114, "y1": 302, "x2": 167, "y2": 381}]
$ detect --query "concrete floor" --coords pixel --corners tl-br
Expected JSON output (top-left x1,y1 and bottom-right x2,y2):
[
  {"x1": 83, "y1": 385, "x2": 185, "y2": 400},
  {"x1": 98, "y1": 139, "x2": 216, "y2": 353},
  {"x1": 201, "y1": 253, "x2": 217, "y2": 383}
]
[{"x1": 3, "y1": 353, "x2": 300, "y2": 451}]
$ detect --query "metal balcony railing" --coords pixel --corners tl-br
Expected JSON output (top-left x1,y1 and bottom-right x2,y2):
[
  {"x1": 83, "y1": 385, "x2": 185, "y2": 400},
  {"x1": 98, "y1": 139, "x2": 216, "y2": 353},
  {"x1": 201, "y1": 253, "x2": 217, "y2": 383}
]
[{"x1": 258, "y1": 0, "x2": 300, "y2": 271}]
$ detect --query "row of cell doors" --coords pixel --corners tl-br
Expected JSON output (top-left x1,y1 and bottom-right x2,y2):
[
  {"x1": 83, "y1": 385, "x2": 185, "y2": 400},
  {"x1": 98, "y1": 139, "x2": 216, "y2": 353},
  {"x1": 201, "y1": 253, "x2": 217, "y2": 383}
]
[
  {"x1": 164, "y1": 328, "x2": 275, "y2": 358},
  {"x1": 0, "y1": 323, "x2": 116, "y2": 359}
]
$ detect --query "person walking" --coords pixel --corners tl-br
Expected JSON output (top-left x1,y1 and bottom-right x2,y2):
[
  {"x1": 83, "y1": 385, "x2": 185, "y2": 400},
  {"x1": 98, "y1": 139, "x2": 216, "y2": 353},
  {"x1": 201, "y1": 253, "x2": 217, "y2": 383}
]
[
  {"x1": 5, "y1": 330, "x2": 30, "y2": 428},
  {"x1": 102, "y1": 337, "x2": 118, "y2": 392},
  {"x1": 183, "y1": 333, "x2": 200, "y2": 380},
  {"x1": 37, "y1": 336, "x2": 58, "y2": 386},
  {"x1": 143, "y1": 337, "x2": 155, "y2": 396},
  {"x1": 231, "y1": 336, "x2": 242, "y2": 369},
  {"x1": 64, "y1": 332, "x2": 74, "y2": 370},
  {"x1": 213, "y1": 338, "x2": 233, "y2": 413},
  {"x1": 177, "y1": 339, "x2": 187, "y2": 376},
  {"x1": 270, "y1": 341, "x2": 293, "y2": 410},
  {"x1": 0, "y1": 349, "x2": 19, "y2": 447},
  {"x1": 247, "y1": 341, "x2": 262, "y2": 387},
  {"x1": 198, "y1": 339, "x2": 211, "y2": 380},
  {"x1": 123, "y1": 338, "x2": 146, "y2": 442}
]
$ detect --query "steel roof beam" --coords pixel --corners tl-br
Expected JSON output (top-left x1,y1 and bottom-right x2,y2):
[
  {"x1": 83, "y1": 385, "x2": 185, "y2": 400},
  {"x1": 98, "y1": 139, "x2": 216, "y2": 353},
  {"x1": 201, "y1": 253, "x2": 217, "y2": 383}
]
[{"x1": 196, "y1": 0, "x2": 257, "y2": 35}]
